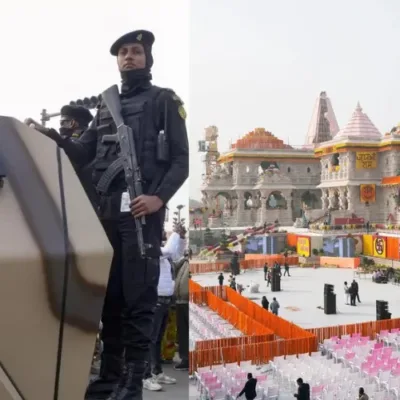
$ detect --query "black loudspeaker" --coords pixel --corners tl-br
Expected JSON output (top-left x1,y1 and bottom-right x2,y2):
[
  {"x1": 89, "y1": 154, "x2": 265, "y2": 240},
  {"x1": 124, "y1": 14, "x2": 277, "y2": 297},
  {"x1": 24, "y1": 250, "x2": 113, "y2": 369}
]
[
  {"x1": 324, "y1": 283, "x2": 336, "y2": 314},
  {"x1": 376, "y1": 300, "x2": 391, "y2": 320},
  {"x1": 271, "y1": 268, "x2": 281, "y2": 292}
]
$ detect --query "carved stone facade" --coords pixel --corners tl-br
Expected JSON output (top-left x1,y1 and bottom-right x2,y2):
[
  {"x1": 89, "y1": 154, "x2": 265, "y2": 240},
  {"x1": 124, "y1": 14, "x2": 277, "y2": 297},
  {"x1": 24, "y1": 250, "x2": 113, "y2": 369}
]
[
  {"x1": 316, "y1": 104, "x2": 400, "y2": 224},
  {"x1": 200, "y1": 152, "x2": 321, "y2": 227},
  {"x1": 194, "y1": 98, "x2": 400, "y2": 230}
]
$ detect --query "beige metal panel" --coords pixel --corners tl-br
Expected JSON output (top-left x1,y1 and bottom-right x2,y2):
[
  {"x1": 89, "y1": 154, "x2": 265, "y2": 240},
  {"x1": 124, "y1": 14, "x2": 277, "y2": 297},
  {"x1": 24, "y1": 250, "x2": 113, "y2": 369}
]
[{"x1": 0, "y1": 117, "x2": 113, "y2": 400}]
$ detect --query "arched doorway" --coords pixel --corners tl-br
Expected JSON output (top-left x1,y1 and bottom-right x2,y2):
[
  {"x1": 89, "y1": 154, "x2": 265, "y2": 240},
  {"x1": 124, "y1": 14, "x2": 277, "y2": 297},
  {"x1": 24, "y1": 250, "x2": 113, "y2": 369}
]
[
  {"x1": 266, "y1": 191, "x2": 287, "y2": 210},
  {"x1": 244, "y1": 192, "x2": 253, "y2": 210},
  {"x1": 301, "y1": 191, "x2": 320, "y2": 209}
]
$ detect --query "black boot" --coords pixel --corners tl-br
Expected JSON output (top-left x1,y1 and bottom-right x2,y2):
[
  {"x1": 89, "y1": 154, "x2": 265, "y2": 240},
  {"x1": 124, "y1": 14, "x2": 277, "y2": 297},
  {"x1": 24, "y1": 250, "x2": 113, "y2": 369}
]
[
  {"x1": 85, "y1": 354, "x2": 123, "y2": 400},
  {"x1": 107, "y1": 361, "x2": 146, "y2": 400}
]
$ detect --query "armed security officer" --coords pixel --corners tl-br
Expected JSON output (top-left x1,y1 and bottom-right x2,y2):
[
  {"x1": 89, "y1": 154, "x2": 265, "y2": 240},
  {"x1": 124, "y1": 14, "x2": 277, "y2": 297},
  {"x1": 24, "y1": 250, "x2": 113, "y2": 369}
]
[
  {"x1": 59, "y1": 104, "x2": 93, "y2": 139},
  {"x1": 58, "y1": 104, "x2": 99, "y2": 209},
  {"x1": 31, "y1": 30, "x2": 189, "y2": 400}
]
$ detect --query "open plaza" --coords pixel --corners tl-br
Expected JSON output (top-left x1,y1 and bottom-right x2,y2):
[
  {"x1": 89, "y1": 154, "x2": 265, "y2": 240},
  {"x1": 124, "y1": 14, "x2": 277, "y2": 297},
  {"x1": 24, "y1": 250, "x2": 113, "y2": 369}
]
[{"x1": 192, "y1": 267, "x2": 400, "y2": 329}]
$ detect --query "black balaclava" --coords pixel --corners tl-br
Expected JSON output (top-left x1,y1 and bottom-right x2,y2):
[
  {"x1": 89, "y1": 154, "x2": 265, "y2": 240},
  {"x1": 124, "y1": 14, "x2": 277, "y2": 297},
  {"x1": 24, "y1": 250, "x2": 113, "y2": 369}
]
[
  {"x1": 60, "y1": 121, "x2": 87, "y2": 139},
  {"x1": 120, "y1": 43, "x2": 153, "y2": 94}
]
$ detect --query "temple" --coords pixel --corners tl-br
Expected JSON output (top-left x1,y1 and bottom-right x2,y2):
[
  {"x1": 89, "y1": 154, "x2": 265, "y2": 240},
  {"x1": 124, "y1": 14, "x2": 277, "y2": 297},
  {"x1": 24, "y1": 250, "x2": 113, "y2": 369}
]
[{"x1": 192, "y1": 91, "x2": 400, "y2": 231}]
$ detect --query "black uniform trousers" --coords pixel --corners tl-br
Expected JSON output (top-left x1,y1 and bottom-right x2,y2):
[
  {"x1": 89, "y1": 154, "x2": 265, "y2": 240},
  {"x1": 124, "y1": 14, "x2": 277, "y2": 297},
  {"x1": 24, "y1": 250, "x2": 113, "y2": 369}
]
[{"x1": 100, "y1": 213, "x2": 160, "y2": 362}]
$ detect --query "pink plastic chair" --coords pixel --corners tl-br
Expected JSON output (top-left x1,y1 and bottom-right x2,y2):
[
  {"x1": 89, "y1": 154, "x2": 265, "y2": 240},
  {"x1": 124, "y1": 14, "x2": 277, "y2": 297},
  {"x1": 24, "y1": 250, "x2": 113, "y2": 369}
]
[
  {"x1": 207, "y1": 382, "x2": 222, "y2": 391},
  {"x1": 374, "y1": 342, "x2": 384, "y2": 350},
  {"x1": 381, "y1": 364, "x2": 392, "y2": 372},
  {"x1": 360, "y1": 362, "x2": 370, "y2": 372},
  {"x1": 234, "y1": 372, "x2": 247, "y2": 380},
  {"x1": 384, "y1": 358, "x2": 397, "y2": 368},
  {"x1": 352, "y1": 333, "x2": 361, "y2": 338},
  {"x1": 391, "y1": 328, "x2": 400, "y2": 334},
  {"x1": 312, "y1": 385, "x2": 324, "y2": 396},
  {"x1": 366, "y1": 366, "x2": 379, "y2": 376}
]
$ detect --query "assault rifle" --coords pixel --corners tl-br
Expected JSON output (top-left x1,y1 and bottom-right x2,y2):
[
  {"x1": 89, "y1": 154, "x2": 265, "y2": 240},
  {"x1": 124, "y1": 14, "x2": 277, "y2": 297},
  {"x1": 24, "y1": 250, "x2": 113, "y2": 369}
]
[{"x1": 101, "y1": 84, "x2": 149, "y2": 257}]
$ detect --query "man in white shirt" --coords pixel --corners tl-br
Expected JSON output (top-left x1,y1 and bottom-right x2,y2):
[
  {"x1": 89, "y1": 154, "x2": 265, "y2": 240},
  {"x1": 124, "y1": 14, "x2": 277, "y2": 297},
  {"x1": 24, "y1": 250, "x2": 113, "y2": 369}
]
[{"x1": 143, "y1": 224, "x2": 186, "y2": 392}]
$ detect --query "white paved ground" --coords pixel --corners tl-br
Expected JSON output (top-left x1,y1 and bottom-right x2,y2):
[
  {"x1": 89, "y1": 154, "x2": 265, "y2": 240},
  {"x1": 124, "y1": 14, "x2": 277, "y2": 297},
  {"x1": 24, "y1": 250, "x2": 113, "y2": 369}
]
[{"x1": 192, "y1": 267, "x2": 400, "y2": 329}]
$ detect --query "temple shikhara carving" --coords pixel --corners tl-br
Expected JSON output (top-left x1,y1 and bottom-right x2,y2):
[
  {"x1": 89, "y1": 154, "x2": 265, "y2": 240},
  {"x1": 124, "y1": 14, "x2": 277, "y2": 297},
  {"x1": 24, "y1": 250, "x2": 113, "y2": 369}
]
[{"x1": 192, "y1": 91, "x2": 400, "y2": 230}]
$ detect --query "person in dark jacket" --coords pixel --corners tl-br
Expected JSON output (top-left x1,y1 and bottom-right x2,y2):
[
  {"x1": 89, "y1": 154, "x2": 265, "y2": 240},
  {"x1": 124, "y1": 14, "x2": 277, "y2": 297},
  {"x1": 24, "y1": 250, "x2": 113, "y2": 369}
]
[
  {"x1": 261, "y1": 296, "x2": 269, "y2": 311},
  {"x1": 218, "y1": 273, "x2": 224, "y2": 286},
  {"x1": 263, "y1": 263, "x2": 268, "y2": 280},
  {"x1": 294, "y1": 378, "x2": 310, "y2": 400},
  {"x1": 237, "y1": 373, "x2": 257, "y2": 400},
  {"x1": 352, "y1": 279, "x2": 361, "y2": 303},
  {"x1": 230, "y1": 277, "x2": 237, "y2": 291},
  {"x1": 350, "y1": 281, "x2": 357, "y2": 306}
]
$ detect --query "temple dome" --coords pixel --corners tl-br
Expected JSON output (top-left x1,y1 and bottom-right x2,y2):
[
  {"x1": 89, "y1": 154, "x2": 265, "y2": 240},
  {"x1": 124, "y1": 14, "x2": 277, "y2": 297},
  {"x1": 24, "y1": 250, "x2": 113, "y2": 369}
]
[
  {"x1": 231, "y1": 128, "x2": 291, "y2": 150},
  {"x1": 336, "y1": 102, "x2": 381, "y2": 140}
]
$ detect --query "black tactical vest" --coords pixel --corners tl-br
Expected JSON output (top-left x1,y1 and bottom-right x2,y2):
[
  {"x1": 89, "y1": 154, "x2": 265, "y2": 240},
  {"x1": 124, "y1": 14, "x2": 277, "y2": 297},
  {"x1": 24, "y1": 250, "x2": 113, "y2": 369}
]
[{"x1": 93, "y1": 85, "x2": 163, "y2": 194}]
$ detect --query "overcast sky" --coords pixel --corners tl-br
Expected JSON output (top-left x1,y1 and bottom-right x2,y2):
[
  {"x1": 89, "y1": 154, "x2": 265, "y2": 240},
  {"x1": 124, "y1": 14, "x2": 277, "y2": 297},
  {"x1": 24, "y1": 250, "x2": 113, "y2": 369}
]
[
  {"x1": 1, "y1": 0, "x2": 400, "y2": 213},
  {"x1": 189, "y1": 0, "x2": 400, "y2": 199},
  {"x1": 0, "y1": 0, "x2": 189, "y2": 228}
]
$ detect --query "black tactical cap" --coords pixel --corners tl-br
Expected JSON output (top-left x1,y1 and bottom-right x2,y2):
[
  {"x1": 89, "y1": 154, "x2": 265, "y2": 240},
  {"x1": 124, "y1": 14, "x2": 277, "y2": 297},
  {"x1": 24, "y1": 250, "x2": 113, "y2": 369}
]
[
  {"x1": 60, "y1": 105, "x2": 93, "y2": 127},
  {"x1": 110, "y1": 29, "x2": 155, "y2": 56}
]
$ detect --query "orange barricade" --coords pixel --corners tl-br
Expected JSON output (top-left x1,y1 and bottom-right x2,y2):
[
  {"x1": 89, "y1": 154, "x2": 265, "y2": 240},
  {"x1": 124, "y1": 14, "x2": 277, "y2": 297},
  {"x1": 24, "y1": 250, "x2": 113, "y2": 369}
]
[
  {"x1": 240, "y1": 255, "x2": 298, "y2": 270},
  {"x1": 307, "y1": 319, "x2": 400, "y2": 343},
  {"x1": 320, "y1": 256, "x2": 360, "y2": 269},
  {"x1": 190, "y1": 255, "x2": 299, "y2": 274},
  {"x1": 189, "y1": 336, "x2": 318, "y2": 373},
  {"x1": 188, "y1": 283, "x2": 318, "y2": 373},
  {"x1": 190, "y1": 262, "x2": 230, "y2": 274},
  {"x1": 224, "y1": 287, "x2": 313, "y2": 339},
  {"x1": 190, "y1": 288, "x2": 274, "y2": 346}
]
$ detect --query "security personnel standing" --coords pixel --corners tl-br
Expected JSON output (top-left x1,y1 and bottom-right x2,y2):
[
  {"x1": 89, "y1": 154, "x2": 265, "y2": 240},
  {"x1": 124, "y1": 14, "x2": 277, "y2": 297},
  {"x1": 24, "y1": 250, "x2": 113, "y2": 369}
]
[
  {"x1": 58, "y1": 104, "x2": 99, "y2": 209},
  {"x1": 30, "y1": 30, "x2": 189, "y2": 400},
  {"x1": 59, "y1": 104, "x2": 93, "y2": 139}
]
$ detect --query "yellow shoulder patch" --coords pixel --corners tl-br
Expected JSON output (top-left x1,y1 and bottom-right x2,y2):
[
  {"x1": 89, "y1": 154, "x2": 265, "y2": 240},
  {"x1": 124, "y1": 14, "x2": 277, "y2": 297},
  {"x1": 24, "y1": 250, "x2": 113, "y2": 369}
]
[{"x1": 178, "y1": 105, "x2": 187, "y2": 120}]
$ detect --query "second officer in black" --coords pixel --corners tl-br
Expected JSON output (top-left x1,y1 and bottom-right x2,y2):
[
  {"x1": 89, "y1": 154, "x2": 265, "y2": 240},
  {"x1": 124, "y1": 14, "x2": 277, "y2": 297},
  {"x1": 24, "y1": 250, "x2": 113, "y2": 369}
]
[{"x1": 36, "y1": 29, "x2": 189, "y2": 400}]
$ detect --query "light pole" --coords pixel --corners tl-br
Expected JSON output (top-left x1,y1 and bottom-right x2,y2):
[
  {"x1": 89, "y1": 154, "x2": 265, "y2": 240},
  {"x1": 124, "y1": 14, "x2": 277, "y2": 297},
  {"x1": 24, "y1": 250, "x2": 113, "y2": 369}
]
[{"x1": 40, "y1": 95, "x2": 101, "y2": 127}]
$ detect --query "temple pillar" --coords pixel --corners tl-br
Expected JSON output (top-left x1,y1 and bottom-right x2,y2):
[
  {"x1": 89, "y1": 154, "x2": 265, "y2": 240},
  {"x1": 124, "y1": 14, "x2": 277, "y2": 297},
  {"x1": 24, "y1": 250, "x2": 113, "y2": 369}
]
[{"x1": 321, "y1": 189, "x2": 329, "y2": 210}]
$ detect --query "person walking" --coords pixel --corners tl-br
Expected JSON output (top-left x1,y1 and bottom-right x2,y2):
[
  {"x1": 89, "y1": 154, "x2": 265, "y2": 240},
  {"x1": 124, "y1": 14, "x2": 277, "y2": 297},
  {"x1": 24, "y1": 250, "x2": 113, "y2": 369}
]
[
  {"x1": 350, "y1": 281, "x2": 357, "y2": 306},
  {"x1": 263, "y1": 263, "x2": 268, "y2": 280},
  {"x1": 294, "y1": 378, "x2": 310, "y2": 400},
  {"x1": 270, "y1": 297, "x2": 280, "y2": 315},
  {"x1": 352, "y1": 279, "x2": 361, "y2": 303},
  {"x1": 236, "y1": 373, "x2": 257, "y2": 400},
  {"x1": 261, "y1": 296, "x2": 269, "y2": 311}
]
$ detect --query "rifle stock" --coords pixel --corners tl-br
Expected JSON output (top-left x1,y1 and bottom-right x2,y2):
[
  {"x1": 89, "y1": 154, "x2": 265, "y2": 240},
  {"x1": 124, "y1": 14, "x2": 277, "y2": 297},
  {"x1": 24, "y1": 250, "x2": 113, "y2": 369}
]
[{"x1": 101, "y1": 85, "x2": 124, "y2": 127}]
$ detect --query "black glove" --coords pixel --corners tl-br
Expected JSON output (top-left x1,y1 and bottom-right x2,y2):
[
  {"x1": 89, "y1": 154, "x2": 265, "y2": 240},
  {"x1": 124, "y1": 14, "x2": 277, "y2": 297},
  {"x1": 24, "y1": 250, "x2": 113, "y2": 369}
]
[{"x1": 24, "y1": 118, "x2": 64, "y2": 145}]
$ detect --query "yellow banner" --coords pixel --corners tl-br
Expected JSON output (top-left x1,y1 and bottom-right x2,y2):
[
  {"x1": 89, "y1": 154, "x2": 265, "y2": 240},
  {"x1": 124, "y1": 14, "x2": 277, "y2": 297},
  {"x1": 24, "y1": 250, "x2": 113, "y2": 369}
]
[
  {"x1": 356, "y1": 152, "x2": 377, "y2": 169},
  {"x1": 297, "y1": 237, "x2": 310, "y2": 257},
  {"x1": 322, "y1": 146, "x2": 338, "y2": 155},
  {"x1": 360, "y1": 184, "x2": 376, "y2": 203},
  {"x1": 373, "y1": 237, "x2": 386, "y2": 258}
]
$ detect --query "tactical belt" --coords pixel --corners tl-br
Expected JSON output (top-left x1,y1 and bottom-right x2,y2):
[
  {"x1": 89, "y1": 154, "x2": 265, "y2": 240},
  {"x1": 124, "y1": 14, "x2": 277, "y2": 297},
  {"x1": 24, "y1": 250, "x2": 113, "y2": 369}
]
[{"x1": 96, "y1": 157, "x2": 165, "y2": 196}]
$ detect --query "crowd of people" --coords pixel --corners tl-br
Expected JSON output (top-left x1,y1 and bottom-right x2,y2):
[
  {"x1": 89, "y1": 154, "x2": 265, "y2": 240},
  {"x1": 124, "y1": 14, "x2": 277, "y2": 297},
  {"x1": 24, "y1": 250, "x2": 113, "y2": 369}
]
[{"x1": 372, "y1": 269, "x2": 389, "y2": 284}]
